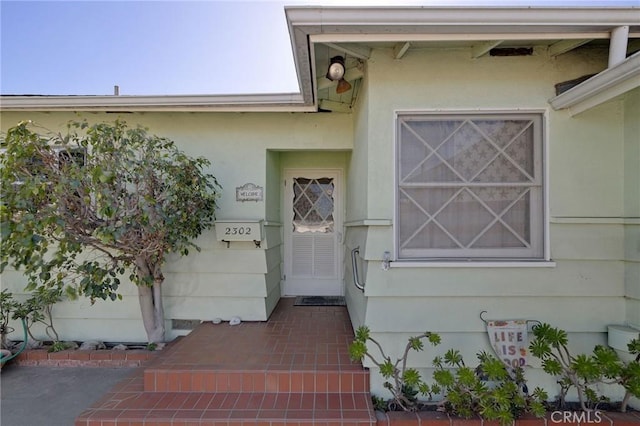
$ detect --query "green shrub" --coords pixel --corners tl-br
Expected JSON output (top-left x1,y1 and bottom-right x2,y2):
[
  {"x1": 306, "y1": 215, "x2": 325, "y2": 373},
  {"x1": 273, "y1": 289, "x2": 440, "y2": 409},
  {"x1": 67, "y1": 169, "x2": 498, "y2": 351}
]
[
  {"x1": 0, "y1": 287, "x2": 63, "y2": 347},
  {"x1": 0, "y1": 290, "x2": 22, "y2": 348},
  {"x1": 349, "y1": 326, "x2": 440, "y2": 411},
  {"x1": 529, "y1": 323, "x2": 640, "y2": 412},
  {"x1": 432, "y1": 349, "x2": 547, "y2": 425},
  {"x1": 620, "y1": 339, "x2": 640, "y2": 412},
  {"x1": 47, "y1": 341, "x2": 72, "y2": 353}
]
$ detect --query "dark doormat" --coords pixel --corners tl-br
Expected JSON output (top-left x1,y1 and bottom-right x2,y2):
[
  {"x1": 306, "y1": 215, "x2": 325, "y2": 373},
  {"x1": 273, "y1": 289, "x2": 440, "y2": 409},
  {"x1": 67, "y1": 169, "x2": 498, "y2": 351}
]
[{"x1": 294, "y1": 296, "x2": 346, "y2": 306}]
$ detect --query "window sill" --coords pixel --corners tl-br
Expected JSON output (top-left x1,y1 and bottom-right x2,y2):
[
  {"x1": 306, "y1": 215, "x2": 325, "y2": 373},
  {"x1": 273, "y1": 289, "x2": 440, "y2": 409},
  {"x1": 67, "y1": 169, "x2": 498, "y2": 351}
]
[{"x1": 390, "y1": 261, "x2": 556, "y2": 268}]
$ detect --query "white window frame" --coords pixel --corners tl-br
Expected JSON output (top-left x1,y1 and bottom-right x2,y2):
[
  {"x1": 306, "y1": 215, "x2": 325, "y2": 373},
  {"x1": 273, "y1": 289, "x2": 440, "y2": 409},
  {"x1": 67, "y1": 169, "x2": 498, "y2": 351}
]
[
  {"x1": 394, "y1": 110, "x2": 549, "y2": 263},
  {"x1": 0, "y1": 145, "x2": 86, "y2": 185}
]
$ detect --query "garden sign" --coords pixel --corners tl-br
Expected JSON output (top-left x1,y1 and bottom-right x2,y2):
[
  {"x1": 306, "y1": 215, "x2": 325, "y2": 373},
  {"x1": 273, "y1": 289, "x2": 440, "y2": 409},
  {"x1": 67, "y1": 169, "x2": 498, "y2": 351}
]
[{"x1": 486, "y1": 319, "x2": 528, "y2": 369}]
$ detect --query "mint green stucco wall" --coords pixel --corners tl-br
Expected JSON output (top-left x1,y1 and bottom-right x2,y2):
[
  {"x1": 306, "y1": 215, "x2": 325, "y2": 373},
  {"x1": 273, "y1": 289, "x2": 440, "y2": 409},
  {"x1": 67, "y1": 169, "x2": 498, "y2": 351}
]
[
  {"x1": 343, "y1": 46, "x2": 634, "y2": 398},
  {"x1": 624, "y1": 88, "x2": 640, "y2": 329},
  {"x1": 344, "y1": 63, "x2": 372, "y2": 331},
  {"x1": 0, "y1": 111, "x2": 353, "y2": 341}
]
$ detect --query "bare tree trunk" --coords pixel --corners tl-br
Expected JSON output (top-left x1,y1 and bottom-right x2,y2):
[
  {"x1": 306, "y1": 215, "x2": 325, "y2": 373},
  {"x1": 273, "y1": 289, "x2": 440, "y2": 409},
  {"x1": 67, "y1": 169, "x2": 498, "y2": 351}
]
[
  {"x1": 151, "y1": 278, "x2": 165, "y2": 342},
  {"x1": 135, "y1": 257, "x2": 165, "y2": 343},
  {"x1": 621, "y1": 391, "x2": 631, "y2": 413},
  {"x1": 137, "y1": 283, "x2": 165, "y2": 343}
]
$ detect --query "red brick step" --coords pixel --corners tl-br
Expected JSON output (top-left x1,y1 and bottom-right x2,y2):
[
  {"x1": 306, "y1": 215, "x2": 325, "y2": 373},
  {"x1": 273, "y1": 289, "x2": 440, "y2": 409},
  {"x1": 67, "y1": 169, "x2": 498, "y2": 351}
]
[
  {"x1": 76, "y1": 387, "x2": 375, "y2": 426},
  {"x1": 75, "y1": 300, "x2": 376, "y2": 426},
  {"x1": 144, "y1": 368, "x2": 369, "y2": 393}
]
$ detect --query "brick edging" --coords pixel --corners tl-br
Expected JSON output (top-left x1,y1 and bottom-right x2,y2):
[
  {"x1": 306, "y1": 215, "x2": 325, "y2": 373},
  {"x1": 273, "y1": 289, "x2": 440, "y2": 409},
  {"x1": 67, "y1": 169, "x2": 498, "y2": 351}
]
[
  {"x1": 375, "y1": 410, "x2": 640, "y2": 425},
  {"x1": 11, "y1": 348, "x2": 157, "y2": 367}
]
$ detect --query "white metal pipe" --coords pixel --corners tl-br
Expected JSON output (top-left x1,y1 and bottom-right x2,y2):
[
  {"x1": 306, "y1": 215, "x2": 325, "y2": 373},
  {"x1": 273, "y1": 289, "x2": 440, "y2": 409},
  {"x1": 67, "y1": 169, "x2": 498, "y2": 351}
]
[
  {"x1": 351, "y1": 247, "x2": 365, "y2": 292},
  {"x1": 609, "y1": 25, "x2": 629, "y2": 68}
]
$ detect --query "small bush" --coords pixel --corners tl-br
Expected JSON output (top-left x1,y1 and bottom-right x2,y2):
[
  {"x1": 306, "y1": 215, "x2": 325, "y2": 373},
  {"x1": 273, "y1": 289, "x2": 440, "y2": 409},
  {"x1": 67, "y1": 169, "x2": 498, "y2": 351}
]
[
  {"x1": 47, "y1": 341, "x2": 72, "y2": 353},
  {"x1": 529, "y1": 323, "x2": 640, "y2": 412},
  {"x1": 349, "y1": 326, "x2": 441, "y2": 411},
  {"x1": 432, "y1": 349, "x2": 547, "y2": 425},
  {"x1": 0, "y1": 287, "x2": 63, "y2": 344}
]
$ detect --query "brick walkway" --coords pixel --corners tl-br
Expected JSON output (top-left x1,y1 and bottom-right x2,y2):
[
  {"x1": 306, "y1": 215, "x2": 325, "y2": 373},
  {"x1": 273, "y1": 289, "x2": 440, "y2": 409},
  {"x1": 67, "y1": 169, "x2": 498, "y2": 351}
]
[{"x1": 75, "y1": 298, "x2": 375, "y2": 425}]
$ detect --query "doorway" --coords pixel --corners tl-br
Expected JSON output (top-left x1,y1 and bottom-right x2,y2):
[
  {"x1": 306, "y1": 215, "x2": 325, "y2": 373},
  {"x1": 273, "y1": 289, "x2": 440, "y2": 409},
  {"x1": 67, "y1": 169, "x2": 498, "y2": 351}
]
[{"x1": 283, "y1": 169, "x2": 343, "y2": 296}]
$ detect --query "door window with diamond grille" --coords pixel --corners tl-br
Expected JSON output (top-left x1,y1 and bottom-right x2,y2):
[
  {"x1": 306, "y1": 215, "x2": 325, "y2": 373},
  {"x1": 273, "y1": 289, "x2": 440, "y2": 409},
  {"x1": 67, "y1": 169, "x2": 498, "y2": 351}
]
[
  {"x1": 293, "y1": 177, "x2": 335, "y2": 234},
  {"x1": 396, "y1": 114, "x2": 544, "y2": 260}
]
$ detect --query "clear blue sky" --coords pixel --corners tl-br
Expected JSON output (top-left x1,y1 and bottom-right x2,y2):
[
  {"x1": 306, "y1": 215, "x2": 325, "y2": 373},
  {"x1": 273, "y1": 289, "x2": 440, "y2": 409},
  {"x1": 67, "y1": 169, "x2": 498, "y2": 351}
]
[
  {"x1": 1, "y1": 1, "x2": 302, "y2": 95},
  {"x1": 1, "y1": 0, "x2": 636, "y2": 96}
]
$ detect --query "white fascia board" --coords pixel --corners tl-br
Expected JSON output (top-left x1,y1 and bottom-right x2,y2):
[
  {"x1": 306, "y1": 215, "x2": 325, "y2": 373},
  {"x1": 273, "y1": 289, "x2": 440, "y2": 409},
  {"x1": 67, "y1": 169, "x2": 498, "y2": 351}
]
[
  {"x1": 0, "y1": 93, "x2": 315, "y2": 112},
  {"x1": 310, "y1": 32, "x2": 613, "y2": 44},
  {"x1": 285, "y1": 7, "x2": 639, "y2": 30},
  {"x1": 549, "y1": 51, "x2": 640, "y2": 115}
]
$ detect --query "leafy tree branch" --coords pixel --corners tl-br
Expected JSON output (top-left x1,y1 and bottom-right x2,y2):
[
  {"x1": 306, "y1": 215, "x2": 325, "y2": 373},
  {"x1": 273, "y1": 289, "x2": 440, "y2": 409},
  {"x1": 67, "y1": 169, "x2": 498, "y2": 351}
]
[{"x1": 1, "y1": 120, "x2": 222, "y2": 343}]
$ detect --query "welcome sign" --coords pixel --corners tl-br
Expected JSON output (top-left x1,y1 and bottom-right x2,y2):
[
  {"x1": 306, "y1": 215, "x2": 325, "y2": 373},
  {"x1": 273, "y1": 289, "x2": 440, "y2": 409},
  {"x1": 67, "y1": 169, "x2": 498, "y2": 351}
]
[
  {"x1": 236, "y1": 183, "x2": 263, "y2": 202},
  {"x1": 486, "y1": 319, "x2": 528, "y2": 369}
]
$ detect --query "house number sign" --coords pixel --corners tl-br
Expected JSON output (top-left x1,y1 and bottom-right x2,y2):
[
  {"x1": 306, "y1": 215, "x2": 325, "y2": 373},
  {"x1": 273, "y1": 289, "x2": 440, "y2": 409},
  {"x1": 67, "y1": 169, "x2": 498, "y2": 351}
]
[
  {"x1": 236, "y1": 183, "x2": 263, "y2": 202},
  {"x1": 214, "y1": 220, "x2": 263, "y2": 242}
]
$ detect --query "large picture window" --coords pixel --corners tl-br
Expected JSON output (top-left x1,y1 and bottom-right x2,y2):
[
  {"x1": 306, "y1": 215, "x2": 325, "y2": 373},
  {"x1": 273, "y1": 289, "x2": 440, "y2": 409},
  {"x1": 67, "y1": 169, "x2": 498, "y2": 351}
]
[{"x1": 396, "y1": 113, "x2": 544, "y2": 260}]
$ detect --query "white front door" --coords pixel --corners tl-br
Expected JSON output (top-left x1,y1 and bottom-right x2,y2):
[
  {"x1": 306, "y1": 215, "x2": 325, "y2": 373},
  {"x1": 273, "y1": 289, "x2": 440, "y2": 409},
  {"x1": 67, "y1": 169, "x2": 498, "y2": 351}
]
[{"x1": 283, "y1": 170, "x2": 342, "y2": 296}]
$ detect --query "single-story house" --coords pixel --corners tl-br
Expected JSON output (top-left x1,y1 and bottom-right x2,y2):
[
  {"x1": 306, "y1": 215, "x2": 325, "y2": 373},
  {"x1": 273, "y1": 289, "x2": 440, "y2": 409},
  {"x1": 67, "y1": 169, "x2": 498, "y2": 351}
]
[{"x1": 1, "y1": 5, "x2": 639, "y2": 400}]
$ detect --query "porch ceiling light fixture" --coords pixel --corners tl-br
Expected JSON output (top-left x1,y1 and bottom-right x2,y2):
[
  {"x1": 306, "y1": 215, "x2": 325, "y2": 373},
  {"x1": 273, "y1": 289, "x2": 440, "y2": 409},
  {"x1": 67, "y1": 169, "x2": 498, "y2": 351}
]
[{"x1": 325, "y1": 56, "x2": 352, "y2": 94}]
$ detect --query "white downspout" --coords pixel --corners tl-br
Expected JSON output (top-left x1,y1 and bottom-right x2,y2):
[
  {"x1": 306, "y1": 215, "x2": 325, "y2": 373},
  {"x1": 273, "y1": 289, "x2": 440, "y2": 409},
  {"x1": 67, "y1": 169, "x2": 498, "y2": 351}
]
[{"x1": 609, "y1": 25, "x2": 629, "y2": 68}]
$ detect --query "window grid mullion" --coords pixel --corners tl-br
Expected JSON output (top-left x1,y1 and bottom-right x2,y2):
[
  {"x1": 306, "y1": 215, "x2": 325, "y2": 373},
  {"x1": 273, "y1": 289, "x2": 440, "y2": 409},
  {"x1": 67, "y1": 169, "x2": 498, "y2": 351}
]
[
  {"x1": 399, "y1": 187, "x2": 467, "y2": 250},
  {"x1": 464, "y1": 187, "x2": 531, "y2": 249},
  {"x1": 400, "y1": 120, "x2": 468, "y2": 185},
  {"x1": 399, "y1": 121, "x2": 435, "y2": 185},
  {"x1": 400, "y1": 182, "x2": 541, "y2": 188},
  {"x1": 468, "y1": 120, "x2": 536, "y2": 183}
]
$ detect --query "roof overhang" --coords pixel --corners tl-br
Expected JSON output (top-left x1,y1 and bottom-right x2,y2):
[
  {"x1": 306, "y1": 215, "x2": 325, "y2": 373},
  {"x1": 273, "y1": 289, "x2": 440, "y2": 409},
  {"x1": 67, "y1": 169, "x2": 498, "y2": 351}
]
[
  {"x1": 549, "y1": 50, "x2": 640, "y2": 115},
  {"x1": 1, "y1": 6, "x2": 639, "y2": 113},
  {"x1": 287, "y1": 6, "x2": 640, "y2": 112}
]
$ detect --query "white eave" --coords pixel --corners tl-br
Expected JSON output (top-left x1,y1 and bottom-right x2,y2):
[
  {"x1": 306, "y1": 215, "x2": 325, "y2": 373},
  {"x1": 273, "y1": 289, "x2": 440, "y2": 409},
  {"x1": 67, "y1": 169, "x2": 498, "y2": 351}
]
[
  {"x1": 288, "y1": 6, "x2": 640, "y2": 114},
  {"x1": 285, "y1": 6, "x2": 638, "y2": 30},
  {"x1": 549, "y1": 51, "x2": 640, "y2": 115},
  {"x1": 0, "y1": 92, "x2": 314, "y2": 112}
]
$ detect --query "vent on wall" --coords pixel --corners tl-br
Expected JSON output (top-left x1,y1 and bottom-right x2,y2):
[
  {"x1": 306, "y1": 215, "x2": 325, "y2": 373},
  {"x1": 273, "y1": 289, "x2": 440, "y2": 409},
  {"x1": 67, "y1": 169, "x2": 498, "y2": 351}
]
[
  {"x1": 490, "y1": 47, "x2": 533, "y2": 56},
  {"x1": 171, "y1": 319, "x2": 201, "y2": 330},
  {"x1": 554, "y1": 74, "x2": 596, "y2": 96}
]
